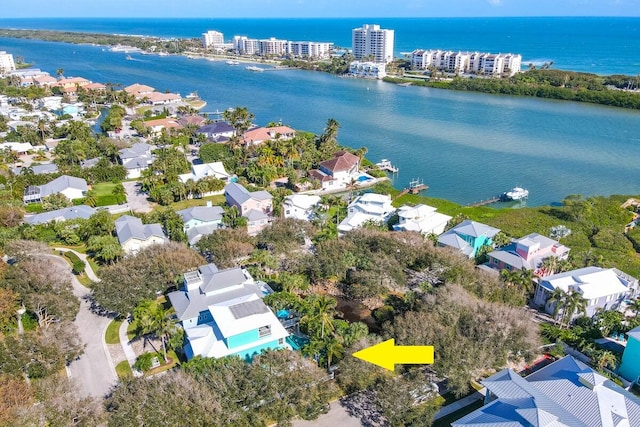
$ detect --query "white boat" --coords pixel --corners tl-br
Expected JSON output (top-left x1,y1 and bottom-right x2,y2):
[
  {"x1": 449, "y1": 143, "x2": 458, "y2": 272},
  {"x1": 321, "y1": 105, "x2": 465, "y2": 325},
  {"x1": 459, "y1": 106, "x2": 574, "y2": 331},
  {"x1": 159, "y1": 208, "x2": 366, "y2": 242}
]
[
  {"x1": 504, "y1": 187, "x2": 529, "y2": 201},
  {"x1": 246, "y1": 66, "x2": 264, "y2": 72},
  {"x1": 226, "y1": 60, "x2": 240, "y2": 65},
  {"x1": 375, "y1": 159, "x2": 399, "y2": 173},
  {"x1": 126, "y1": 54, "x2": 133, "y2": 60}
]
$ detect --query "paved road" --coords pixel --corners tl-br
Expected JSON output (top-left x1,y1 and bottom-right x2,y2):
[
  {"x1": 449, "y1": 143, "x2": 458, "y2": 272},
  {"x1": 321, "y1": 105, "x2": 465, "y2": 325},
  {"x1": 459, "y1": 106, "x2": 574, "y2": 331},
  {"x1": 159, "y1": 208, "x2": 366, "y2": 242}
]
[
  {"x1": 292, "y1": 400, "x2": 363, "y2": 427},
  {"x1": 44, "y1": 254, "x2": 117, "y2": 398},
  {"x1": 123, "y1": 181, "x2": 153, "y2": 213}
]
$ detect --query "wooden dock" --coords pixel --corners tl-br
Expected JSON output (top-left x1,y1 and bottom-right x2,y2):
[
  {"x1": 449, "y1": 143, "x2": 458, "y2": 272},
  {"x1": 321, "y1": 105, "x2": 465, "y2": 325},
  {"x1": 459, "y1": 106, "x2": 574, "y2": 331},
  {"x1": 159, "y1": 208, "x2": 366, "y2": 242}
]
[{"x1": 467, "y1": 196, "x2": 502, "y2": 207}]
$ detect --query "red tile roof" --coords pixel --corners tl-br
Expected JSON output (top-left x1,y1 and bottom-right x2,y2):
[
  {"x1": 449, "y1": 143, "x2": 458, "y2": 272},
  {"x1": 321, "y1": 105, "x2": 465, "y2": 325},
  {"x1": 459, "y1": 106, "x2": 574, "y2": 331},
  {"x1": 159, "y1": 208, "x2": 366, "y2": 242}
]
[{"x1": 319, "y1": 150, "x2": 360, "y2": 173}]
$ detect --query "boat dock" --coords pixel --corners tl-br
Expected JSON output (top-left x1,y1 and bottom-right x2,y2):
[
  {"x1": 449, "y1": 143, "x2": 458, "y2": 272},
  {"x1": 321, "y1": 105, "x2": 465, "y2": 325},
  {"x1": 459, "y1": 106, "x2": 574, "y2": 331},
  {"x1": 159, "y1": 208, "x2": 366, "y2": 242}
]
[
  {"x1": 466, "y1": 196, "x2": 502, "y2": 207},
  {"x1": 396, "y1": 178, "x2": 428, "y2": 197},
  {"x1": 375, "y1": 159, "x2": 399, "y2": 173}
]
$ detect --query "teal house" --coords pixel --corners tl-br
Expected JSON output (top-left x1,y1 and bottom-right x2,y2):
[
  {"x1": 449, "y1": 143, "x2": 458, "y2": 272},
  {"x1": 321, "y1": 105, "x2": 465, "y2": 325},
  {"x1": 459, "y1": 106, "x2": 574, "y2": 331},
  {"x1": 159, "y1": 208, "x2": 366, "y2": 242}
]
[
  {"x1": 167, "y1": 263, "x2": 289, "y2": 361},
  {"x1": 619, "y1": 326, "x2": 640, "y2": 383},
  {"x1": 437, "y1": 220, "x2": 500, "y2": 258}
]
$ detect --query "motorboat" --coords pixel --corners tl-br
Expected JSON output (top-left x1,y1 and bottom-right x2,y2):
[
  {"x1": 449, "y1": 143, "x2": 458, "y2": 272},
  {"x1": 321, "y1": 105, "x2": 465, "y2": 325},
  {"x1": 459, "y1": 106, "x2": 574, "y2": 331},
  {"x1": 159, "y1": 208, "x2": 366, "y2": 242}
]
[{"x1": 504, "y1": 187, "x2": 529, "y2": 201}]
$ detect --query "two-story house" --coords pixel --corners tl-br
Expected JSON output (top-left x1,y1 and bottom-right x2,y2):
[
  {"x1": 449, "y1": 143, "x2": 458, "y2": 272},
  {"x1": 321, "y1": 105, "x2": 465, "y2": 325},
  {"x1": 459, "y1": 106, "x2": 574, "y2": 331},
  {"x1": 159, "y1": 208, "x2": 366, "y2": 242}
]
[
  {"x1": 393, "y1": 204, "x2": 452, "y2": 236},
  {"x1": 195, "y1": 121, "x2": 236, "y2": 143},
  {"x1": 437, "y1": 220, "x2": 500, "y2": 258},
  {"x1": 487, "y1": 233, "x2": 570, "y2": 273},
  {"x1": 167, "y1": 263, "x2": 289, "y2": 360},
  {"x1": 338, "y1": 193, "x2": 395, "y2": 233},
  {"x1": 177, "y1": 203, "x2": 225, "y2": 246},
  {"x1": 619, "y1": 326, "x2": 640, "y2": 384},
  {"x1": 23, "y1": 175, "x2": 88, "y2": 203},
  {"x1": 224, "y1": 183, "x2": 273, "y2": 235},
  {"x1": 533, "y1": 266, "x2": 638, "y2": 318},
  {"x1": 118, "y1": 142, "x2": 155, "y2": 179},
  {"x1": 282, "y1": 194, "x2": 321, "y2": 221},
  {"x1": 309, "y1": 150, "x2": 361, "y2": 190},
  {"x1": 178, "y1": 161, "x2": 232, "y2": 186},
  {"x1": 242, "y1": 125, "x2": 295, "y2": 146},
  {"x1": 115, "y1": 215, "x2": 167, "y2": 255}
]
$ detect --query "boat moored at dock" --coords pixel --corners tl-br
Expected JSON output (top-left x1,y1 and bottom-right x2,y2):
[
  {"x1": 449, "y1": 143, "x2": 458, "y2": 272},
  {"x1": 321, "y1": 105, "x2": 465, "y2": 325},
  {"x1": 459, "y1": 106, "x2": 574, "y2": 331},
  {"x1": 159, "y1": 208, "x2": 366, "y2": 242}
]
[
  {"x1": 503, "y1": 186, "x2": 529, "y2": 201},
  {"x1": 375, "y1": 159, "x2": 399, "y2": 173}
]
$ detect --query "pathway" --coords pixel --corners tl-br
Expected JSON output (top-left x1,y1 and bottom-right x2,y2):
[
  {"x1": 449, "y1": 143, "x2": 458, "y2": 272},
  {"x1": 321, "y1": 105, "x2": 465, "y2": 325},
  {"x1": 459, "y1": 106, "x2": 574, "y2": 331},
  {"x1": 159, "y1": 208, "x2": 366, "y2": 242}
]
[
  {"x1": 119, "y1": 318, "x2": 143, "y2": 377},
  {"x1": 43, "y1": 254, "x2": 117, "y2": 397},
  {"x1": 432, "y1": 388, "x2": 485, "y2": 421},
  {"x1": 53, "y1": 247, "x2": 99, "y2": 281},
  {"x1": 122, "y1": 181, "x2": 153, "y2": 213}
]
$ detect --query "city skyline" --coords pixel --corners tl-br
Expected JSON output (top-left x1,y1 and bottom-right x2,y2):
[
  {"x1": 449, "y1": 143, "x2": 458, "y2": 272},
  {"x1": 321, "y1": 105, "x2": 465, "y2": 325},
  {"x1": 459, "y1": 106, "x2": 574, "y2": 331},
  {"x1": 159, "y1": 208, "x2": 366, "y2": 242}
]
[{"x1": 3, "y1": 0, "x2": 640, "y2": 19}]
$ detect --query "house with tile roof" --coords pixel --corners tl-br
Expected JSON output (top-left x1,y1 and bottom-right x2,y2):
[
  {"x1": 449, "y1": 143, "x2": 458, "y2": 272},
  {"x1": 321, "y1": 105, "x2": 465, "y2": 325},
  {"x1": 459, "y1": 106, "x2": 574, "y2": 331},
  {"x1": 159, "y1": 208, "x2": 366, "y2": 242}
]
[
  {"x1": 393, "y1": 204, "x2": 452, "y2": 236},
  {"x1": 178, "y1": 115, "x2": 207, "y2": 127},
  {"x1": 25, "y1": 205, "x2": 96, "y2": 225},
  {"x1": 23, "y1": 175, "x2": 88, "y2": 203},
  {"x1": 142, "y1": 92, "x2": 182, "y2": 105},
  {"x1": 338, "y1": 193, "x2": 395, "y2": 233},
  {"x1": 115, "y1": 215, "x2": 167, "y2": 255},
  {"x1": 143, "y1": 117, "x2": 183, "y2": 136},
  {"x1": 124, "y1": 83, "x2": 155, "y2": 96},
  {"x1": 224, "y1": 182, "x2": 273, "y2": 235},
  {"x1": 167, "y1": 263, "x2": 288, "y2": 360},
  {"x1": 619, "y1": 326, "x2": 640, "y2": 384},
  {"x1": 487, "y1": 233, "x2": 570, "y2": 274},
  {"x1": 118, "y1": 142, "x2": 155, "y2": 179},
  {"x1": 309, "y1": 150, "x2": 361, "y2": 190},
  {"x1": 242, "y1": 125, "x2": 295, "y2": 146},
  {"x1": 533, "y1": 266, "x2": 638, "y2": 319},
  {"x1": 453, "y1": 355, "x2": 640, "y2": 427},
  {"x1": 437, "y1": 219, "x2": 500, "y2": 258}
]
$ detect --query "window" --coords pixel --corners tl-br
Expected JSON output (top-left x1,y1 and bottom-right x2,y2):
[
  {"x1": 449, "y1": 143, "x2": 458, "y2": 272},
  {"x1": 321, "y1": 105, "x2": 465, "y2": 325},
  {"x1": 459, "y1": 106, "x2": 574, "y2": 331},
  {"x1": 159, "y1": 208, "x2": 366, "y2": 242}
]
[
  {"x1": 258, "y1": 325, "x2": 271, "y2": 338},
  {"x1": 278, "y1": 338, "x2": 284, "y2": 345}
]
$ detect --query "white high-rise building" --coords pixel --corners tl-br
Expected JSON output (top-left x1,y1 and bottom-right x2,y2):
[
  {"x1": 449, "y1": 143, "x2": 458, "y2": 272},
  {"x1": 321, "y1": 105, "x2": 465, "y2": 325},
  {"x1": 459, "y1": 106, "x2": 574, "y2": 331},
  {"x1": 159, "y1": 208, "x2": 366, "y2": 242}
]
[
  {"x1": 202, "y1": 30, "x2": 224, "y2": 48},
  {"x1": 0, "y1": 51, "x2": 16, "y2": 77},
  {"x1": 411, "y1": 49, "x2": 521, "y2": 76},
  {"x1": 259, "y1": 38, "x2": 289, "y2": 56},
  {"x1": 288, "y1": 41, "x2": 334, "y2": 59},
  {"x1": 352, "y1": 24, "x2": 394, "y2": 64}
]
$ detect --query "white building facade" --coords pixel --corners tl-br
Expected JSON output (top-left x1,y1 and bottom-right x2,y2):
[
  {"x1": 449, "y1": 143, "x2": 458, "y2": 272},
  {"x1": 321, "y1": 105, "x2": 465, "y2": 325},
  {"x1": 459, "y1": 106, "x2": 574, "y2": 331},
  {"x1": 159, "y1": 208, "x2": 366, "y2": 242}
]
[
  {"x1": 349, "y1": 61, "x2": 386, "y2": 79},
  {"x1": 352, "y1": 24, "x2": 395, "y2": 64},
  {"x1": 202, "y1": 30, "x2": 224, "y2": 48},
  {"x1": 411, "y1": 49, "x2": 522, "y2": 76},
  {"x1": 0, "y1": 51, "x2": 16, "y2": 77},
  {"x1": 233, "y1": 36, "x2": 333, "y2": 59}
]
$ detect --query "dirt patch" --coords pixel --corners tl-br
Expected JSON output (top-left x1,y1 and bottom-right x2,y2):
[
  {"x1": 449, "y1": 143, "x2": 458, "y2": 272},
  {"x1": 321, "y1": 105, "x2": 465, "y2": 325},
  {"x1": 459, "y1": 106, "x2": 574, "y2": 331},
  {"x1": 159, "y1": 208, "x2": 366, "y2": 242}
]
[{"x1": 336, "y1": 297, "x2": 380, "y2": 333}]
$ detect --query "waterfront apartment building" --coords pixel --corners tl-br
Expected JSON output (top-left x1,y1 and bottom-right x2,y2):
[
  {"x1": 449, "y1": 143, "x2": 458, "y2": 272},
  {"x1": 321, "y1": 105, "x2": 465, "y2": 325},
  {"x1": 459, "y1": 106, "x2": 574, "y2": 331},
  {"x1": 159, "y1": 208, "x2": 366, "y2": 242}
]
[
  {"x1": 411, "y1": 49, "x2": 522, "y2": 76},
  {"x1": 352, "y1": 24, "x2": 395, "y2": 64},
  {"x1": 0, "y1": 51, "x2": 16, "y2": 77},
  {"x1": 202, "y1": 30, "x2": 224, "y2": 48},
  {"x1": 233, "y1": 36, "x2": 333, "y2": 59}
]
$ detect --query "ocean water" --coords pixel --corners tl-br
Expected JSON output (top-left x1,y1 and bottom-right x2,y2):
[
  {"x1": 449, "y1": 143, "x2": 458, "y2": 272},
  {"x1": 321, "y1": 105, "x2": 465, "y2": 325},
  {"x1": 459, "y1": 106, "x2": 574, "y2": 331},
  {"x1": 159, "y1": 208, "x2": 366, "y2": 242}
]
[
  {"x1": 1, "y1": 17, "x2": 640, "y2": 75},
  {"x1": 1, "y1": 19, "x2": 640, "y2": 206}
]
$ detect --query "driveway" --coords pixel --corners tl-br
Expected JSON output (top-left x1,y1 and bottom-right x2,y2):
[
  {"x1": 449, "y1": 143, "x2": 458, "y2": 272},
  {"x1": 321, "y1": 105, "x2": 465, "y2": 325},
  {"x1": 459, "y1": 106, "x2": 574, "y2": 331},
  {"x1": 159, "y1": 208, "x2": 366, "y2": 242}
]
[
  {"x1": 122, "y1": 180, "x2": 153, "y2": 213},
  {"x1": 292, "y1": 400, "x2": 365, "y2": 427},
  {"x1": 44, "y1": 254, "x2": 117, "y2": 398}
]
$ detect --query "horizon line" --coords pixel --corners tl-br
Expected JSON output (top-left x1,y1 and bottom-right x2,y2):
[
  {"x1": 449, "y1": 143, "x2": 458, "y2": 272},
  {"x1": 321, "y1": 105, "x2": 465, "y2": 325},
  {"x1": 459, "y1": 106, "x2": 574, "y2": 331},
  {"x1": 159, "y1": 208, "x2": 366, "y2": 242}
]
[{"x1": 1, "y1": 15, "x2": 639, "y2": 19}]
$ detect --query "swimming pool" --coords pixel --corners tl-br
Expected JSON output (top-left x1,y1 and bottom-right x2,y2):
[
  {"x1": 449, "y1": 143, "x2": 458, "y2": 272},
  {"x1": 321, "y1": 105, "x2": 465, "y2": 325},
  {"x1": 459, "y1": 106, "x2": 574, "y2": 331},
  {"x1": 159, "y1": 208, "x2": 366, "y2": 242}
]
[{"x1": 286, "y1": 335, "x2": 309, "y2": 351}]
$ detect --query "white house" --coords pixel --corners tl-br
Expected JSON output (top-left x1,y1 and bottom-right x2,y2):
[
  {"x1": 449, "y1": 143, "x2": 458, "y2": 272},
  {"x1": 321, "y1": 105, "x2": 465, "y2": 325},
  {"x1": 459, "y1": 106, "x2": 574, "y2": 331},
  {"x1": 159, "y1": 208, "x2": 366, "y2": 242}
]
[
  {"x1": 167, "y1": 264, "x2": 289, "y2": 360},
  {"x1": 338, "y1": 193, "x2": 394, "y2": 233},
  {"x1": 309, "y1": 150, "x2": 361, "y2": 190},
  {"x1": 178, "y1": 161, "x2": 232, "y2": 184},
  {"x1": 118, "y1": 142, "x2": 155, "y2": 179},
  {"x1": 393, "y1": 204, "x2": 451, "y2": 236},
  {"x1": 23, "y1": 175, "x2": 88, "y2": 203},
  {"x1": 282, "y1": 194, "x2": 321, "y2": 221},
  {"x1": 115, "y1": 215, "x2": 167, "y2": 255},
  {"x1": 534, "y1": 266, "x2": 639, "y2": 319}
]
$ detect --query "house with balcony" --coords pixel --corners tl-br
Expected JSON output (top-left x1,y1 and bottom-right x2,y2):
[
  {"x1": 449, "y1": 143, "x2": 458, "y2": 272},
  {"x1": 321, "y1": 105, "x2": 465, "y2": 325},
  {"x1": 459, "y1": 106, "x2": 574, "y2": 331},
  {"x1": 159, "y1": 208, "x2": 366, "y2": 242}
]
[
  {"x1": 437, "y1": 220, "x2": 500, "y2": 258},
  {"x1": 167, "y1": 263, "x2": 289, "y2": 360},
  {"x1": 453, "y1": 355, "x2": 640, "y2": 427},
  {"x1": 115, "y1": 215, "x2": 167, "y2": 255},
  {"x1": 393, "y1": 204, "x2": 451, "y2": 236},
  {"x1": 23, "y1": 175, "x2": 88, "y2": 204},
  {"x1": 487, "y1": 233, "x2": 570, "y2": 273},
  {"x1": 338, "y1": 193, "x2": 394, "y2": 233},
  {"x1": 282, "y1": 194, "x2": 321, "y2": 221},
  {"x1": 309, "y1": 150, "x2": 361, "y2": 190},
  {"x1": 533, "y1": 266, "x2": 638, "y2": 319}
]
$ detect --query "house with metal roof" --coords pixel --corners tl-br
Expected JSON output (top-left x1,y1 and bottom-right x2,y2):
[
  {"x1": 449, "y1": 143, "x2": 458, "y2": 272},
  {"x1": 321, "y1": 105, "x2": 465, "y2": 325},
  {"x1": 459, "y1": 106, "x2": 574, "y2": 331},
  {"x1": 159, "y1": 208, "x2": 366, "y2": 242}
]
[
  {"x1": 194, "y1": 121, "x2": 235, "y2": 142},
  {"x1": 338, "y1": 193, "x2": 395, "y2": 233},
  {"x1": 393, "y1": 204, "x2": 452, "y2": 236},
  {"x1": 437, "y1": 220, "x2": 500, "y2": 258},
  {"x1": 533, "y1": 267, "x2": 638, "y2": 319},
  {"x1": 167, "y1": 263, "x2": 288, "y2": 360},
  {"x1": 454, "y1": 355, "x2": 640, "y2": 427},
  {"x1": 23, "y1": 174, "x2": 88, "y2": 203},
  {"x1": 619, "y1": 326, "x2": 640, "y2": 384},
  {"x1": 224, "y1": 182, "x2": 273, "y2": 235},
  {"x1": 25, "y1": 205, "x2": 96, "y2": 225},
  {"x1": 177, "y1": 204, "x2": 225, "y2": 245},
  {"x1": 178, "y1": 161, "x2": 232, "y2": 184},
  {"x1": 487, "y1": 233, "x2": 570, "y2": 274},
  {"x1": 118, "y1": 142, "x2": 155, "y2": 179},
  {"x1": 114, "y1": 215, "x2": 167, "y2": 255},
  {"x1": 12, "y1": 163, "x2": 59, "y2": 176},
  {"x1": 283, "y1": 194, "x2": 321, "y2": 221}
]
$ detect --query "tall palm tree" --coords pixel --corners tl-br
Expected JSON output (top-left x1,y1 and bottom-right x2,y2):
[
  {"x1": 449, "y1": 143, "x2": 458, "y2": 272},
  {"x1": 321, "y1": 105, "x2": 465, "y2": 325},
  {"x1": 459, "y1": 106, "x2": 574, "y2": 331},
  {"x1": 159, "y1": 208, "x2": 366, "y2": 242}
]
[
  {"x1": 563, "y1": 291, "x2": 588, "y2": 327},
  {"x1": 595, "y1": 349, "x2": 617, "y2": 371},
  {"x1": 547, "y1": 288, "x2": 568, "y2": 327},
  {"x1": 324, "y1": 337, "x2": 344, "y2": 373},
  {"x1": 628, "y1": 298, "x2": 640, "y2": 319},
  {"x1": 309, "y1": 295, "x2": 337, "y2": 339}
]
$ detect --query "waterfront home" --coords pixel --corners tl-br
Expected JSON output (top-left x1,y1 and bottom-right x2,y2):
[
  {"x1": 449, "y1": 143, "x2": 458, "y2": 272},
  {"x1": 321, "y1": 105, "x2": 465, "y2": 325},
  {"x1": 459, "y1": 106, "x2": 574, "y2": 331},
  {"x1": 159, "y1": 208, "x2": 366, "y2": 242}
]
[
  {"x1": 12, "y1": 163, "x2": 59, "y2": 176},
  {"x1": 178, "y1": 161, "x2": 232, "y2": 185},
  {"x1": 242, "y1": 126, "x2": 295, "y2": 146},
  {"x1": 619, "y1": 326, "x2": 640, "y2": 383},
  {"x1": 411, "y1": 49, "x2": 522, "y2": 76},
  {"x1": 53, "y1": 77, "x2": 90, "y2": 94},
  {"x1": 177, "y1": 203, "x2": 225, "y2": 245},
  {"x1": 118, "y1": 142, "x2": 155, "y2": 179},
  {"x1": 453, "y1": 355, "x2": 640, "y2": 426},
  {"x1": 142, "y1": 91, "x2": 182, "y2": 106},
  {"x1": 437, "y1": 220, "x2": 500, "y2": 258},
  {"x1": 24, "y1": 205, "x2": 96, "y2": 225},
  {"x1": 283, "y1": 194, "x2": 321, "y2": 221},
  {"x1": 124, "y1": 83, "x2": 155, "y2": 96},
  {"x1": 348, "y1": 61, "x2": 387, "y2": 79},
  {"x1": 487, "y1": 233, "x2": 570, "y2": 274},
  {"x1": 167, "y1": 263, "x2": 288, "y2": 360},
  {"x1": 533, "y1": 266, "x2": 638, "y2": 319},
  {"x1": 143, "y1": 117, "x2": 183, "y2": 136},
  {"x1": 23, "y1": 175, "x2": 88, "y2": 203},
  {"x1": 194, "y1": 121, "x2": 236, "y2": 142},
  {"x1": 115, "y1": 215, "x2": 167, "y2": 255},
  {"x1": 178, "y1": 115, "x2": 207, "y2": 127},
  {"x1": 338, "y1": 193, "x2": 394, "y2": 233},
  {"x1": 308, "y1": 150, "x2": 361, "y2": 190},
  {"x1": 393, "y1": 204, "x2": 452, "y2": 236},
  {"x1": 224, "y1": 182, "x2": 273, "y2": 235}
]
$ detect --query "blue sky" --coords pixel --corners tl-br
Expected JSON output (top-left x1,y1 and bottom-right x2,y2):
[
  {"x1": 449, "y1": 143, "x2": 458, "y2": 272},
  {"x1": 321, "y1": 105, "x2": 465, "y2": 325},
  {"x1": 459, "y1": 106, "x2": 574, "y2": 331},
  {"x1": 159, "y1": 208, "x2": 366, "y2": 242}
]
[{"x1": 4, "y1": 0, "x2": 640, "y2": 18}]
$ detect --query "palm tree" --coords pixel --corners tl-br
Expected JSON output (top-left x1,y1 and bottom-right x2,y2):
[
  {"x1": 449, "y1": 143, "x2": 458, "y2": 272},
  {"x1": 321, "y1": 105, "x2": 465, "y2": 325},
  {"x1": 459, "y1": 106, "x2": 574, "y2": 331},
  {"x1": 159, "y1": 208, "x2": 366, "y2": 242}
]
[
  {"x1": 309, "y1": 295, "x2": 337, "y2": 339},
  {"x1": 563, "y1": 291, "x2": 588, "y2": 327},
  {"x1": 595, "y1": 350, "x2": 617, "y2": 371},
  {"x1": 547, "y1": 288, "x2": 568, "y2": 327},
  {"x1": 539, "y1": 256, "x2": 560, "y2": 277},
  {"x1": 324, "y1": 337, "x2": 344, "y2": 372}
]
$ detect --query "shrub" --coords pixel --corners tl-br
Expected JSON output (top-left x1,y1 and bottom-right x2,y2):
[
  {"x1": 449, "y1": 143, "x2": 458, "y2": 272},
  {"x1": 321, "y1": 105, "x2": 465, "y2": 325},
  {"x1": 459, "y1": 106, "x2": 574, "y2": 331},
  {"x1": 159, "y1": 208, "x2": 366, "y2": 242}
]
[{"x1": 134, "y1": 352, "x2": 160, "y2": 372}]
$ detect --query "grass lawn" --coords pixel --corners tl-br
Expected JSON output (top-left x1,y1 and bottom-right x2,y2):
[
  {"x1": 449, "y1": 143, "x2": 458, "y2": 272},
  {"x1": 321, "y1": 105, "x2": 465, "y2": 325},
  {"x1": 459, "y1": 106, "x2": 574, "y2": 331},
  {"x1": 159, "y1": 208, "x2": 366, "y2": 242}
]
[
  {"x1": 169, "y1": 194, "x2": 225, "y2": 211},
  {"x1": 146, "y1": 350, "x2": 180, "y2": 376},
  {"x1": 105, "y1": 319, "x2": 122, "y2": 345},
  {"x1": 432, "y1": 399, "x2": 484, "y2": 427},
  {"x1": 115, "y1": 360, "x2": 133, "y2": 380},
  {"x1": 92, "y1": 182, "x2": 119, "y2": 206},
  {"x1": 127, "y1": 321, "x2": 136, "y2": 341}
]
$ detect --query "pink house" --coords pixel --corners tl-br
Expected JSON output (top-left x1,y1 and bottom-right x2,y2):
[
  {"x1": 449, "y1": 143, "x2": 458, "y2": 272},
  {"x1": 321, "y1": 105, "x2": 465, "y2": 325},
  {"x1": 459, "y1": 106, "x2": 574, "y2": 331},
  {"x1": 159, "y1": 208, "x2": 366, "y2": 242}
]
[
  {"x1": 487, "y1": 233, "x2": 570, "y2": 273},
  {"x1": 224, "y1": 183, "x2": 273, "y2": 235}
]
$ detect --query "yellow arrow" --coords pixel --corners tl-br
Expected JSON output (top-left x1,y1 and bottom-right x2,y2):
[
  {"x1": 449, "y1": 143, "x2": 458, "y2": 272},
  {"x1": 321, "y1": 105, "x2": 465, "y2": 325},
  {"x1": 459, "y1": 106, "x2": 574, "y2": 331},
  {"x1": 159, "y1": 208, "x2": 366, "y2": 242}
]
[{"x1": 352, "y1": 339, "x2": 434, "y2": 372}]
